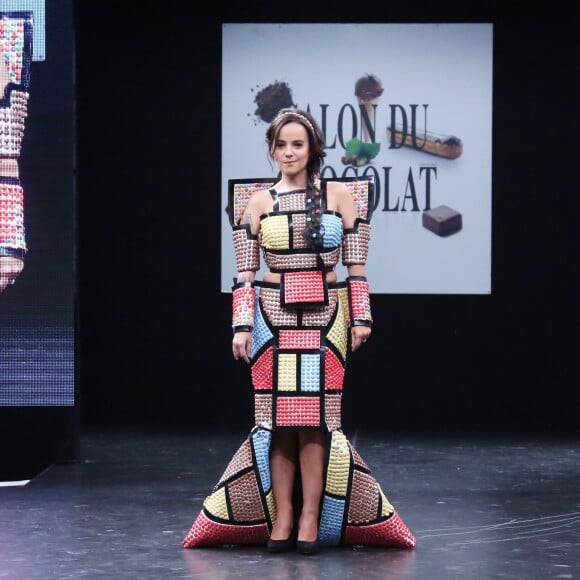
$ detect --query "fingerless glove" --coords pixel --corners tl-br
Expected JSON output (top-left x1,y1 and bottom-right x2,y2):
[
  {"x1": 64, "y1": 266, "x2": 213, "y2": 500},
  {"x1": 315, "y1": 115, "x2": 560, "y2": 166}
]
[{"x1": 347, "y1": 276, "x2": 372, "y2": 327}]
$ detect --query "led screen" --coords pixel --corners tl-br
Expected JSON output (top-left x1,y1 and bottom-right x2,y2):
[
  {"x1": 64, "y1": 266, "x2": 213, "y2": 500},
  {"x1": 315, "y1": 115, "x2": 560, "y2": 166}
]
[{"x1": 0, "y1": 1, "x2": 75, "y2": 406}]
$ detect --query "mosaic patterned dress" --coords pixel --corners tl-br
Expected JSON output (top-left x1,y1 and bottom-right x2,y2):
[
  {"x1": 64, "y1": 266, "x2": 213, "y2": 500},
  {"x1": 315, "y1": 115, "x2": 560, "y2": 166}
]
[{"x1": 182, "y1": 177, "x2": 416, "y2": 550}]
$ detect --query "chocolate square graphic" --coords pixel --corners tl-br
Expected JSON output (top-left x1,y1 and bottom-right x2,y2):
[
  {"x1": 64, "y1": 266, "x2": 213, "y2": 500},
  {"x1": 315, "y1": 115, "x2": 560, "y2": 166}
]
[{"x1": 422, "y1": 205, "x2": 462, "y2": 237}]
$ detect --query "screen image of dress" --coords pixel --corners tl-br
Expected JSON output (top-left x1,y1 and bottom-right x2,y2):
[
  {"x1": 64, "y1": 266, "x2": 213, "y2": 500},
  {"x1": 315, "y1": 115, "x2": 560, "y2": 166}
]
[{"x1": 0, "y1": 2, "x2": 75, "y2": 407}]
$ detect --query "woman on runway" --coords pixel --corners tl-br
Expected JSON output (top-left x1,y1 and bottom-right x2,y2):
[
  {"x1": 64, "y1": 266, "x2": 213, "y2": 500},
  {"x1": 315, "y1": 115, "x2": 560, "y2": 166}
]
[{"x1": 183, "y1": 108, "x2": 415, "y2": 554}]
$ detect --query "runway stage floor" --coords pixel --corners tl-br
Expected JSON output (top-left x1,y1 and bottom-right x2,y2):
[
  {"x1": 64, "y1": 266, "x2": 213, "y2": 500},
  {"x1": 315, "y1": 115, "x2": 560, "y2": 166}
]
[{"x1": 1, "y1": 429, "x2": 578, "y2": 579}]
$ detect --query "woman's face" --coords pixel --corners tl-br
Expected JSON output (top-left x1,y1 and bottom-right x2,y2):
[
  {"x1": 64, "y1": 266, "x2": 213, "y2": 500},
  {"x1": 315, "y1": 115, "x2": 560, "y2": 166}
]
[{"x1": 272, "y1": 122, "x2": 310, "y2": 177}]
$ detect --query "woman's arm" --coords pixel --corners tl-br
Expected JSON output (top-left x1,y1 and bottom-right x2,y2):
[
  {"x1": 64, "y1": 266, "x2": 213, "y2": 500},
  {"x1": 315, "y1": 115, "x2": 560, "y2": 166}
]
[{"x1": 331, "y1": 181, "x2": 373, "y2": 351}]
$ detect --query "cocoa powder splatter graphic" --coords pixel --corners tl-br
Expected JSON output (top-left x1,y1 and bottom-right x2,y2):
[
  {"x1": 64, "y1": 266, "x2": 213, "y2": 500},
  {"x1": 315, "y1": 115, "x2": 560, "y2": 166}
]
[{"x1": 250, "y1": 81, "x2": 296, "y2": 124}]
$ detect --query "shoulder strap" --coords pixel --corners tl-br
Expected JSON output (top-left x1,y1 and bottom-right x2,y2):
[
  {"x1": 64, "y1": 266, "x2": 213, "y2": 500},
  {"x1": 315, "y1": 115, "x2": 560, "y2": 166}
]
[
  {"x1": 269, "y1": 188, "x2": 279, "y2": 212},
  {"x1": 226, "y1": 178, "x2": 277, "y2": 227}
]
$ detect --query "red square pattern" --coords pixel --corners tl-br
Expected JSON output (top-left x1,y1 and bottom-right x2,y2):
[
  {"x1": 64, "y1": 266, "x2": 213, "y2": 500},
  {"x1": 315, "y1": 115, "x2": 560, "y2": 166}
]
[
  {"x1": 278, "y1": 330, "x2": 321, "y2": 350},
  {"x1": 284, "y1": 271, "x2": 325, "y2": 304},
  {"x1": 251, "y1": 347, "x2": 273, "y2": 390},
  {"x1": 276, "y1": 397, "x2": 320, "y2": 426},
  {"x1": 324, "y1": 348, "x2": 345, "y2": 390}
]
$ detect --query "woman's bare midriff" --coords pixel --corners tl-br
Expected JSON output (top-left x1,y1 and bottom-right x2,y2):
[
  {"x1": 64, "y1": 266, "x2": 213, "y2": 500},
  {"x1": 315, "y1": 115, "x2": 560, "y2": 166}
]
[{"x1": 263, "y1": 271, "x2": 337, "y2": 284}]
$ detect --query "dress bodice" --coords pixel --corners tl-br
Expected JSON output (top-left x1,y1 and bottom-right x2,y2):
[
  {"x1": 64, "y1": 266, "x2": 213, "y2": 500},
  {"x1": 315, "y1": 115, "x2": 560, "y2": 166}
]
[{"x1": 259, "y1": 188, "x2": 343, "y2": 273}]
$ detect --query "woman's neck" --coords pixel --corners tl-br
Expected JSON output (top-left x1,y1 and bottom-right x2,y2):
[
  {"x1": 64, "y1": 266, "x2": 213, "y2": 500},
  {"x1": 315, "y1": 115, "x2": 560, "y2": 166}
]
[{"x1": 275, "y1": 174, "x2": 308, "y2": 192}]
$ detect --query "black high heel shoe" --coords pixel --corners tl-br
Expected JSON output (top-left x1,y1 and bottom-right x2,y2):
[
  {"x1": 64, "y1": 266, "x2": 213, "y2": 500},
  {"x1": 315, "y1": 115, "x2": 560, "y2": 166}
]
[
  {"x1": 296, "y1": 535, "x2": 319, "y2": 555},
  {"x1": 267, "y1": 530, "x2": 295, "y2": 553}
]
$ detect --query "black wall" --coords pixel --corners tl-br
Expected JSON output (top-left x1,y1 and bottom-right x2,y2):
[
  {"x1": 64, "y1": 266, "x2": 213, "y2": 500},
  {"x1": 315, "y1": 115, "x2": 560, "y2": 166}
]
[{"x1": 74, "y1": 7, "x2": 578, "y2": 438}]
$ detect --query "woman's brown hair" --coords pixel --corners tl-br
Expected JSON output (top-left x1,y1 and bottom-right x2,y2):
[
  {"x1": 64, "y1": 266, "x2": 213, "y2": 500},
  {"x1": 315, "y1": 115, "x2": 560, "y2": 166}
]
[{"x1": 266, "y1": 109, "x2": 327, "y2": 249}]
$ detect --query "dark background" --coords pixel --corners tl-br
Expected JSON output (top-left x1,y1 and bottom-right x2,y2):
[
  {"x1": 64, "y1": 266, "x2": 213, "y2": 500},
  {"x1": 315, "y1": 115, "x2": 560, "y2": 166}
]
[
  {"x1": 3, "y1": 4, "x2": 578, "y2": 479},
  {"x1": 74, "y1": 8, "x2": 577, "y2": 435}
]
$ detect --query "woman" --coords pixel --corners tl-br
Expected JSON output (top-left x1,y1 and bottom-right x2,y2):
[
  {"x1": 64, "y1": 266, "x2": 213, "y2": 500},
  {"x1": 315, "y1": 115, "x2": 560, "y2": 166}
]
[{"x1": 183, "y1": 109, "x2": 415, "y2": 554}]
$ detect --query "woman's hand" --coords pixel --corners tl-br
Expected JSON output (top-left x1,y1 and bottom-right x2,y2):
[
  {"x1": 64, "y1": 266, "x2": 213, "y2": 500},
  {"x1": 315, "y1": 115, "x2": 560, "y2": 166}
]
[
  {"x1": 232, "y1": 331, "x2": 252, "y2": 363},
  {"x1": 351, "y1": 325, "x2": 371, "y2": 352},
  {"x1": 0, "y1": 256, "x2": 24, "y2": 293}
]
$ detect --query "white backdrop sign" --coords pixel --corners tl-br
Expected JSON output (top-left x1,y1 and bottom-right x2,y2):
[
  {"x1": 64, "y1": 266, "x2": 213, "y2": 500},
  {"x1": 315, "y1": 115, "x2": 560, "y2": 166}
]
[{"x1": 221, "y1": 23, "x2": 493, "y2": 294}]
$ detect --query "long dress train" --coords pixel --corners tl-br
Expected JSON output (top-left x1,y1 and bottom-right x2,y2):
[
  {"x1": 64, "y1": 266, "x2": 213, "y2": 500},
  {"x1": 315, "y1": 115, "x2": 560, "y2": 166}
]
[{"x1": 182, "y1": 425, "x2": 416, "y2": 549}]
